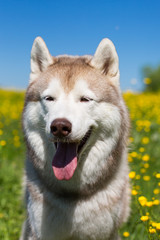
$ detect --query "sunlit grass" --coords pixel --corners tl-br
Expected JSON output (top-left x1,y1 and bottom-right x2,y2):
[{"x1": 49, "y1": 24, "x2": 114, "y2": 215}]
[
  {"x1": 120, "y1": 91, "x2": 160, "y2": 240},
  {"x1": 0, "y1": 89, "x2": 160, "y2": 239},
  {"x1": 0, "y1": 90, "x2": 25, "y2": 240}
]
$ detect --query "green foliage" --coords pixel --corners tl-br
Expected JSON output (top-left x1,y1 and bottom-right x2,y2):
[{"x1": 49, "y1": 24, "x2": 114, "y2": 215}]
[
  {"x1": 0, "y1": 90, "x2": 25, "y2": 240},
  {"x1": 142, "y1": 65, "x2": 160, "y2": 92}
]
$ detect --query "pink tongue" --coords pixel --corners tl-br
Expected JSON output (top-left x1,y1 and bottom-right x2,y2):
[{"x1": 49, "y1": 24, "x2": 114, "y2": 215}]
[{"x1": 52, "y1": 142, "x2": 77, "y2": 180}]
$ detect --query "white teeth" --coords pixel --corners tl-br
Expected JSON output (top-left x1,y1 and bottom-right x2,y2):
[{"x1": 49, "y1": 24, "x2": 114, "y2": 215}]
[{"x1": 52, "y1": 128, "x2": 92, "y2": 154}]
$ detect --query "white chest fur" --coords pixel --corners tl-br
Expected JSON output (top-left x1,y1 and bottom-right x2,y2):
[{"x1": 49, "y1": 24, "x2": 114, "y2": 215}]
[{"x1": 27, "y1": 154, "x2": 128, "y2": 240}]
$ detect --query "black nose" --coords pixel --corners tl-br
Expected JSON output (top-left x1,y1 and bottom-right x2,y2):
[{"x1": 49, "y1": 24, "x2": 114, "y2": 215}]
[{"x1": 50, "y1": 118, "x2": 72, "y2": 137}]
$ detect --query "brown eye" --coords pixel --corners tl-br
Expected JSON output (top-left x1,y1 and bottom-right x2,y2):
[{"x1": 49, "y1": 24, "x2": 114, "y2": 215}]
[
  {"x1": 44, "y1": 96, "x2": 55, "y2": 101},
  {"x1": 80, "y1": 97, "x2": 92, "y2": 102}
]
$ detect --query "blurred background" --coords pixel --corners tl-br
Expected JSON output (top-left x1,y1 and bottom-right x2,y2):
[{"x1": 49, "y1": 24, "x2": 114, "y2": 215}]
[
  {"x1": 0, "y1": 1, "x2": 160, "y2": 240},
  {"x1": 0, "y1": 0, "x2": 160, "y2": 92}
]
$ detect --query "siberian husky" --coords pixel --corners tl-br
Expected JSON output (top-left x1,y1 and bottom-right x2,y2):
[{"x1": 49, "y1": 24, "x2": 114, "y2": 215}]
[{"x1": 20, "y1": 37, "x2": 130, "y2": 240}]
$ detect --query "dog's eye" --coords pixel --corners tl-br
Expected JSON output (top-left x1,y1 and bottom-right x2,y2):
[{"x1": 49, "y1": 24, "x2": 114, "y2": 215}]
[
  {"x1": 44, "y1": 96, "x2": 55, "y2": 101},
  {"x1": 80, "y1": 97, "x2": 92, "y2": 102}
]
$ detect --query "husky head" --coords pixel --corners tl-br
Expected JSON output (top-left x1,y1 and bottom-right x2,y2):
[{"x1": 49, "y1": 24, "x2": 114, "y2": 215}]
[{"x1": 23, "y1": 37, "x2": 128, "y2": 188}]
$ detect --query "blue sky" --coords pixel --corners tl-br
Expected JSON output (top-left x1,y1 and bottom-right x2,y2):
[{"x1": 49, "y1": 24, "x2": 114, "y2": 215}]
[{"x1": 0, "y1": 0, "x2": 160, "y2": 91}]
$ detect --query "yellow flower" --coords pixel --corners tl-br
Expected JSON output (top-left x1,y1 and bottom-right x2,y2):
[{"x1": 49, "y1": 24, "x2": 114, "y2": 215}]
[
  {"x1": 155, "y1": 173, "x2": 160, "y2": 179},
  {"x1": 138, "y1": 196, "x2": 147, "y2": 206},
  {"x1": 140, "y1": 215, "x2": 149, "y2": 222},
  {"x1": 144, "y1": 163, "x2": 149, "y2": 168},
  {"x1": 153, "y1": 199, "x2": 160, "y2": 205},
  {"x1": 129, "y1": 137, "x2": 134, "y2": 143},
  {"x1": 143, "y1": 176, "x2": 150, "y2": 181},
  {"x1": 136, "y1": 126, "x2": 142, "y2": 132},
  {"x1": 0, "y1": 140, "x2": 6, "y2": 146},
  {"x1": 146, "y1": 201, "x2": 153, "y2": 207},
  {"x1": 142, "y1": 154, "x2": 150, "y2": 161},
  {"x1": 135, "y1": 175, "x2": 141, "y2": 180},
  {"x1": 156, "y1": 223, "x2": 160, "y2": 231},
  {"x1": 129, "y1": 171, "x2": 136, "y2": 179},
  {"x1": 128, "y1": 155, "x2": 133, "y2": 162},
  {"x1": 14, "y1": 135, "x2": 20, "y2": 141},
  {"x1": 141, "y1": 168, "x2": 146, "y2": 173},
  {"x1": 149, "y1": 228, "x2": 156, "y2": 234},
  {"x1": 131, "y1": 190, "x2": 138, "y2": 196},
  {"x1": 130, "y1": 152, "x2": 138, "y2": 158},
  {"x1": 0, "y1": 129, "x2": 3, "y2": 135},
  {"x1": 153, "y1": 189, "x2": 160, "y2": 195},
  {"x1": 123, "y1": 232, "x2": 130, "y2": 237},
  {"x1": 151, "y1": 222, "x2": 157, "y2": 227},
  {"x1": 139, "y1": 147, "x2": 145, "y2": 153},
  {"x1": 141, "y1": 137, "x2": 149, "y2": 144}
]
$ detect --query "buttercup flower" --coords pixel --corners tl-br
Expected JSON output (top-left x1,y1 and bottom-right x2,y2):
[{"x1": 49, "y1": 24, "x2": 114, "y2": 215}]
[
  {"x1": 153, "y1": 199, "x2": 160, "y2": 205},
  {"x1": 153, "y1": 189, "x2": 160, "y2": 195},
  {"x1": 123, "y1": 232, "x2": 130, "y2": 237},
  {"x1": 155, "y1": 173, "x2": 160, "y2": 179},
  {"x1": 131, "y1": 190, "x2": 138, "y2": 196},
  {"x1": 143, "y1": 176, "x2": 150, "y2": 181},
  {"x1": 0, "y1": 140, "x2": 6, "y2": 146},
  {"x1": 149, "y1": 227, "x2": 156, "y2": 234},
  {"x1": 138, "y1": 196, "x2": 147, "y2": 206},
  {"x1": 146, "y1": 201, "x2": 153, "y2": 207},
  {"x1": 144, "y1": 163, "x2": 149, "y2": 168},
  {"x1": 129, "y1": 171, "x2": 136, "y2": 179},
  {"x1": 156, "y1": 223, "x2": 160, "y2": 231},
  {"x1": 139, "y1": 147, "x2": 145, "y2": 152},
  {"x1": 142, "y1": 154, "x2": 150, "y2": 161},
  {"x1": 142, "y1": 137, "x2": 149, "y2": 144},
  {"x1": 140, "y1": 216, "x2": 149, "y2": 222}
]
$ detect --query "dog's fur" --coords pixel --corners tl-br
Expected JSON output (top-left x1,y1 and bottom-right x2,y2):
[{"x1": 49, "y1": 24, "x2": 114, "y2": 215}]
[{"x1": 20, "y1": 37, "x2": 130, "y2": 240}]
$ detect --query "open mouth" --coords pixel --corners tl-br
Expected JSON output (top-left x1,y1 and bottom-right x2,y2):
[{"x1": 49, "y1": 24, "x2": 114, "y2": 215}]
[{"x1": 52, "y1": 128, "x2": 92, "y2": 181}]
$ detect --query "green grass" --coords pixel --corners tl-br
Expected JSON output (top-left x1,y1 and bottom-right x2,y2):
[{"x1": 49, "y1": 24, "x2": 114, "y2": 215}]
[{"x1": 0, "y1": 90, "x2": 25, "y2": 240}]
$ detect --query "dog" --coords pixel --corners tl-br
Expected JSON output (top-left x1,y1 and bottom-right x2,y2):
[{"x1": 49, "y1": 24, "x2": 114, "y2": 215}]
[{"x1": 20, "y1": 37, "x2": 130, "y2": 240}]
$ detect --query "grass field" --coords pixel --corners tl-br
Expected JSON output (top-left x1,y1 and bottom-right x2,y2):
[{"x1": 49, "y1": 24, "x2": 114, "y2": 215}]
[{"x1": 0, "y1": 89, "x2": 160, "y2": 240}]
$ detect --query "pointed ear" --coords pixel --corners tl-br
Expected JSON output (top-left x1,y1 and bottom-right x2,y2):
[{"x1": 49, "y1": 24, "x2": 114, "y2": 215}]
[
  {"x1": 90, "y1": 38, "x2": 119, "y2": 84},
  {"x1": 30, "y1": 37, "x2": 54, "y2": 82}
]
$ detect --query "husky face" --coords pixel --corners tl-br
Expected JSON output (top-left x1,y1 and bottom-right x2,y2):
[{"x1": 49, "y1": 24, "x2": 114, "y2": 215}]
[
  {"x1": 42, "y1": 78, "x2": 96, "y2": 142},
  {"x1": 23, "y1": 37, "x2": 127, "y2": 189}
]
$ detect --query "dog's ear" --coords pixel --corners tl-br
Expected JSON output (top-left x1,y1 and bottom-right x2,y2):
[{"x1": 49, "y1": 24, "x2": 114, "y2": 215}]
[
  {"x1": 90, "y1": 38, "x2": 119, "y2": 85},
  {"x1": 30, "y1": 37, "x2": 54, "y2": 82}
]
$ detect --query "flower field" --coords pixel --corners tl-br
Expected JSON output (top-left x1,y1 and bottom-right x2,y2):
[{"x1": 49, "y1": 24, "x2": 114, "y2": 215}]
[{"x1": 0, "y1": 89, "x2": 160, "y2": 240}]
